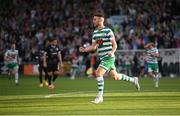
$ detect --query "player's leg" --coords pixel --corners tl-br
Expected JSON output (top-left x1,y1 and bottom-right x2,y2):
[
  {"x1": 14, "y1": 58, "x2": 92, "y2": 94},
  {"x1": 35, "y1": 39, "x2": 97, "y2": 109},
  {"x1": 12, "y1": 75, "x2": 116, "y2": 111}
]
[
  {"x1": 70, "y1": 68, "x2": 74, "y2": 80},
  {"x1": 52, "y1": 71, "x2": 59, "y2": 82},
  {"x1": 70, "y1": 67, "x2": 77, "y2": 80},
  {"x1": 43, "y1": 67, "x2": 48, "y2": 81},
  {"x1": 47, "y1": 71, "x2": 54, "y2": 89},
  {"x1": 109, "y1": 69, "x2": 140, "y2": 91},
  {"x1": 147, "y1": 63, "x2": 159, "y2": 87},
  {"x1": 47, "y1": 63, "x2": 54, "y2": 89},
  {"x1": 6, "y1": 63, "x2": 13, "y2": 80},
  {"x1": 147, "y1": 63, "x2": 154, "y2": 77},
  {"x1": 38, "y1": 65, "x2": 43, "y2": 87},
  {"x1": 152, "y1": 64, "x2": 160, "y2": 87},
  {"x1": 12, "y1": 64, "x2": 19, "y2": 85},
  {"x1": 52, "y1": 63, "x2": 59, "y2": 83},
  {"x1": 108, "y1": 56, "x2": 140, "y2": 91},
  {"x1": 140, "y1": 66, "x2": 145, "y2": 78},
  {"x1": 154, "y1": 72, "x2": 159, "y2": 87},
  {"x1": 8, "y1": 63, "x2": 19, "y2": 85},
  {"x1": 43, "y1": 66, "x2": 48, "y2": 86},
  {"x1": 91, "y1": 66, "x2": 106, "y2": 104}
]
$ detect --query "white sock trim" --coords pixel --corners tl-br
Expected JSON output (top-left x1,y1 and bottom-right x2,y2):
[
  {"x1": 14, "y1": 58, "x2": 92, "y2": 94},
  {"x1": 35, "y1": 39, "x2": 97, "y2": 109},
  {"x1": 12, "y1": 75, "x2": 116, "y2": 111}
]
[
  {"x1": 15, "y1": 73, "x2": 19, "y2": 82},
  {"x1": 97, "y1": 77, "x2": 104, "y2": 81}
]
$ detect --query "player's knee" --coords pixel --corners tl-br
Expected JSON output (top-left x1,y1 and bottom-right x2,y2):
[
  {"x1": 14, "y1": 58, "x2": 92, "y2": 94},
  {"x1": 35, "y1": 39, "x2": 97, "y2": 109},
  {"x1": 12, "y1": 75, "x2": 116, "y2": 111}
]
[
  {"x1": 95, "y1": 70, "x2": 102, "y2": 77},
  {"x1": 110, "y1": 73, "x2": 118, "y2": 80},
  {"x1": 13, "y1": 69, "x2": 18, "y2": 74},
  {"x1": 48, "y1": 72, "x2": 53, "y2": 76},
  {"x1": 148, "y1": 72, "x2": 153, "y2": 77},
  {"x1": 54, "y1": 71, "x2": 59, "y2": 75},
  {"x1": 111, "y1": 74, "x2": 117, "y2": 80}
]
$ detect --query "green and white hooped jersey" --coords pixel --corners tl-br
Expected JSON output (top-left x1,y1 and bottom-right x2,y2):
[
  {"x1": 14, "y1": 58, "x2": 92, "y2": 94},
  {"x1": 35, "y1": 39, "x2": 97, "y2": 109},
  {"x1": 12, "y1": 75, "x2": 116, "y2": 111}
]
[
  {"x1": 4, "y1": 49, "x2": 18, "y2": 64},
  {"x1": 92, "y1": 27, "x2": 114, "y2": 60},
  {"x1": 146, "y1": 47, "x2": 159, "y2": 63}
]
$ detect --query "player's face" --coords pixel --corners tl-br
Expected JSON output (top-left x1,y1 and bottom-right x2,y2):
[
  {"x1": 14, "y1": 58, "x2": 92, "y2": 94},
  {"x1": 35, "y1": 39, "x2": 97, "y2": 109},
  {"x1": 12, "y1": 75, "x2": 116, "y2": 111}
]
[
  {"x1": 150, "y1": 45, "x2": 153, "y2": 49},
  {"x1": 51, "y1": 40, "x2": 57, "y2": 46},
  {"x1": 93, "y1": 16, "x2": 101, "y2": 28},
  {"x1": 11, "y1": 44, "x2": 16, "y2": 50}
]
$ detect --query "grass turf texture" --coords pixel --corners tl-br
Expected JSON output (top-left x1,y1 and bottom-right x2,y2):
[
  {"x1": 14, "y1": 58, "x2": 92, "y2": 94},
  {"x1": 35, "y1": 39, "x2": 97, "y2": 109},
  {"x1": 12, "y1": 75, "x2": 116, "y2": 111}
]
[{"x1": 0, "y1": 75, "x2": 180, "y2": 115}]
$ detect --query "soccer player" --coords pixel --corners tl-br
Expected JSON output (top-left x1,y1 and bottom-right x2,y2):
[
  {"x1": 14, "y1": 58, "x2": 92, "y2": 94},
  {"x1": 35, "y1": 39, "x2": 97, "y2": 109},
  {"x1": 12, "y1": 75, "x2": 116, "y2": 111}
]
[
  {"x1": 43, "y1": 38, "x2": 63, "y2": 89},
  {"x1": 144, "y1": 42, "x2": 160, "y2": 87},
  {"x1": 36, "y1": 45, "x2": 48, "y2": 87},
  {"x1": 79, "y1": 11, "x2": 140, "y2": 104},
  {"x1": 70, "y1": 56, "x2": 79, "y2": 80},
  {"x1": 4, "y1": 43, "x2": 19, "y2": 85}
]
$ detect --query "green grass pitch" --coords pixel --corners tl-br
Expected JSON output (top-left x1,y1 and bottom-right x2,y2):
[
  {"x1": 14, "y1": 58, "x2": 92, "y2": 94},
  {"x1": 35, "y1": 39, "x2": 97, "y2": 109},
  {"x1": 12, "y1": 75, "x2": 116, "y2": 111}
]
[{"x1": 0, "y1": 75, "x2": 180, "y2": 115}]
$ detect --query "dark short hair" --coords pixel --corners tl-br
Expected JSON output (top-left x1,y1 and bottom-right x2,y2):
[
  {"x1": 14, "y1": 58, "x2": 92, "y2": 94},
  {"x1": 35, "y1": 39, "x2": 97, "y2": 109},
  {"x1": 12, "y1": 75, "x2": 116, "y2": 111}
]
[
  {"x1": 49, "y1": 38, "x2": 57, "y2": 42},
  {"x1": 11, "y1": 41, "x2": 16, "y2": 45},
  {"x1": 144, "y1": 42, "x2": 155, "y2": 48},
  {"x1": 92, "y1": 10, "x2": 105, "y2": 18}
]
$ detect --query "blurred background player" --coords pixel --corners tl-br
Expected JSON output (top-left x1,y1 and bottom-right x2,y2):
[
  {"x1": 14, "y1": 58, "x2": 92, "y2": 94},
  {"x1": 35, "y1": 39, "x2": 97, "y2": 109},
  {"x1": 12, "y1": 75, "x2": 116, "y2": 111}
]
[
  {"x1": 70, "y1": 55, "x2": 79, "y2": 80},
  {"x1": 68, "y1": 48, "x2": 79, "y2": 80},
  {"x1": 79, "y1": 11, "x2": 140, "y2": 104},
  {"x1": 43, "y1": 38, "x2": 63, "y2": 89},
  {"x1": 144, "y1": 42, "x2": 160, "y2": 87},
  {"x1": 4, "y1": 43, "x2": 19, "y2": 85},
  {"x1": 36, "y1": 44, "x2": 48, "y2": 87}
]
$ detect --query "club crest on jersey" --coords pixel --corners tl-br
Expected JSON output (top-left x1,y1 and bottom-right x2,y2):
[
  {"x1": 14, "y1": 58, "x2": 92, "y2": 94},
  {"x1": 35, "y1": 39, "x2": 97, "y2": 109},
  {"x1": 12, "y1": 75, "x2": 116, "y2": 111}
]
[{"x1": 96, "y1": 39, "x2": 103, "y2": 45}]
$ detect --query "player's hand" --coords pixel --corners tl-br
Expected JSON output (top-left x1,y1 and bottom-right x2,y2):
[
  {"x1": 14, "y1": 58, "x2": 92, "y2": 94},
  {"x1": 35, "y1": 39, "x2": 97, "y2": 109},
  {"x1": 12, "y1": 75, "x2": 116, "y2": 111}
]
[
  {"x1": 150, "y1": 53, "x2": 155, "y2": 57},
  {"x1": 107, "y1": 52, "x2": 113, "y2": 57},
  {"x1": 79, "y1": 47, "x2": 86, "y2": 52},
  {"x1": 43, "y1": 63, "x2": 47, "y2": 68},
  {"x1": 59, "y1": 63, "x2": 64, "y2": 68}
]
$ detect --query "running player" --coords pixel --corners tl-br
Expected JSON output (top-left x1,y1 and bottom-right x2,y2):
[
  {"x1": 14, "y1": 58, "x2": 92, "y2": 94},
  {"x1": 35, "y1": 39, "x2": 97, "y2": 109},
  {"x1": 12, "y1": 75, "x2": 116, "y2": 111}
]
[
  {"x1": 79, "y1": 11, "x2": 140, "y2": 104},
  {"x1": 36, "y1": 44, "x2": 48, "y2": 87},
  {"x1": 4, "y1": 43, "x2": 19, "y2": 85},
  {"x1": 144, "y1": 42, "x2": 160, "y2": 87}
]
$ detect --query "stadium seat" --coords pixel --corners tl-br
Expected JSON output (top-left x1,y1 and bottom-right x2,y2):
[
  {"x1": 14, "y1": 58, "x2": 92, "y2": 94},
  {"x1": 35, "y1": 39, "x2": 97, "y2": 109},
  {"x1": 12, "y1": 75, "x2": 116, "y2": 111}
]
[
  {"x1": 175, "y1": 62, "x2": 180, "y2": 76},
  {"x1": 162, "y1": 62, "x2": 169, "y2": 77},
  {"x1": 168, "y1": 62, "x2": 174, "y2": 76}
]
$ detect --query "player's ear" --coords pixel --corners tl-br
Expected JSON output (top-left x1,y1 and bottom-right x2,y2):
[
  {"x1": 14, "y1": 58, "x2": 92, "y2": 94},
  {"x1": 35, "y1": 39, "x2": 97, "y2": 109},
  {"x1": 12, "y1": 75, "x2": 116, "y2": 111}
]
[{"x1": 100, "y1": 17, "x2": 104, "y2": 22}]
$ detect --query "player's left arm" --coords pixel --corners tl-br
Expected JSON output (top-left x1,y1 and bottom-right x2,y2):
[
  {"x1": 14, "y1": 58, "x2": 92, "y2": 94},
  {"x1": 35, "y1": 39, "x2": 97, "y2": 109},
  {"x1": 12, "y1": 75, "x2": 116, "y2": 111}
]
[
  {"x1": 4, "y1": 50, "x2": 9, "y2": 62},
  {"x1": 151, "y1": 49, "x2": 160, "y2": 57},
  {"x1": 108, "y1": 31, "x2": 117, "y2": 57},
  {"x1": 58, "y1": 51, "x2": 63, "y2": 68},
  {"x1": 17, "y1": 51, "x2": 20, "y2": 65}
]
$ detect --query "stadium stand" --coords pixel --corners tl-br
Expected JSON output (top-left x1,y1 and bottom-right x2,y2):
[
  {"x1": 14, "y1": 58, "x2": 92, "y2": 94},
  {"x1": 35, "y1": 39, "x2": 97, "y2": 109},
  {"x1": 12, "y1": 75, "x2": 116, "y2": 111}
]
[{"x1": 0, "y1": 0, "x2": 179, "y2": 76}]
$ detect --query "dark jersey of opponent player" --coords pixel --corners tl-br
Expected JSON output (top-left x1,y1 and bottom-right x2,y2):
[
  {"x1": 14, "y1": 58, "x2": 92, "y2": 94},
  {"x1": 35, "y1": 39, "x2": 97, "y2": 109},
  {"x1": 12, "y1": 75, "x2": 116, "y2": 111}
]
[
  {"x1": 36, "y1": 45, "x2": 48, "y2": 87},
  {"x1": 43, "y1": 38, "x2": 63, "y2": 89}
]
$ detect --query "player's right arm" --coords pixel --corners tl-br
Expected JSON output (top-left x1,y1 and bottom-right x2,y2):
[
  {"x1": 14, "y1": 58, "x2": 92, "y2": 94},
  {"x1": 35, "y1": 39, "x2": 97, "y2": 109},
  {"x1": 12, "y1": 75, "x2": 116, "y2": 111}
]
[
  {"x1": 43, "y1": 48, "x2": 48, "y2": 68},
  {"x1": 17, "y1": 51, "x2": 20, "y2": 65},
  {"x1": 151, "y1": 48, "x2": 160, "y2": 57},
  {"x1": 79, "y1": 41, "x2": 97, "y2": 53},
  {"x1": 4, "y1": 50, "x2": 9, "y2": 63}
]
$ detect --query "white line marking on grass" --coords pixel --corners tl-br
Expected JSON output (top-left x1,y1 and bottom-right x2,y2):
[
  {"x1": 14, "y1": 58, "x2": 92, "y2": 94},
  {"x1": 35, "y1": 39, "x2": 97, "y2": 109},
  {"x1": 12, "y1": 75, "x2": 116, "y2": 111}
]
[
  {"x1": 44, "y1": 92, "x2": 83, "y2": 98},
  {"x1": 1, "y1": 91, "x2": 180, "y2": 100}
]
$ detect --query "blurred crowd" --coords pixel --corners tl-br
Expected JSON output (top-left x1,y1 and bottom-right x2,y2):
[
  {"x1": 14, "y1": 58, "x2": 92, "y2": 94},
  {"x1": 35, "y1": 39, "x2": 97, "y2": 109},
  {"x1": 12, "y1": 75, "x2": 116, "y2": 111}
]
[{"x1": 0, "y1": 0, "x2": 179, "y2": 64}]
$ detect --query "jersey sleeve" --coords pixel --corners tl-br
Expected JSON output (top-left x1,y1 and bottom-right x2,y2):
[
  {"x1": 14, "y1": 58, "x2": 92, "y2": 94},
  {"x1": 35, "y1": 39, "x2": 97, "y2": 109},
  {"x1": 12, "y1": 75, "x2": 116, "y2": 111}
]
[
  {"x1": 155, "y1": 48, "x2": 159, "y2": 54},
  {"x1": 4, "y1": 50, "x2": 9, "y2": 57},
  {"x1": 92, "y1": 31, "x2": 96, "y2": 43},
  {"x1": 58, "y1": 46, "x2": 61, "y2": 54},
  {"x1": 44, "y1": 46, "x2": 49, "y2": 55},
  {"x1": 107, "y1": 29, "x2": 115, "y2": 41},
  {"x1": 16, "y1": 50, "x2": 19, "y2": 56}
]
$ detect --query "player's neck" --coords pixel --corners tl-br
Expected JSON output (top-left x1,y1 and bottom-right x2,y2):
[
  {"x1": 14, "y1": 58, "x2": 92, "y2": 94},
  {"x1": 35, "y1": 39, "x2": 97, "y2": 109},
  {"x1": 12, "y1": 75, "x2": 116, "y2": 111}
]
[
  {"x1": 11, "y1": 49, "x2": 15, "y2": 51},
  {"x1": 51, "y1": 45, "x2": 56, "y2": 48},
  {"x1": 97, "y1": 24, "x2": 105, "y2": 30}
]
